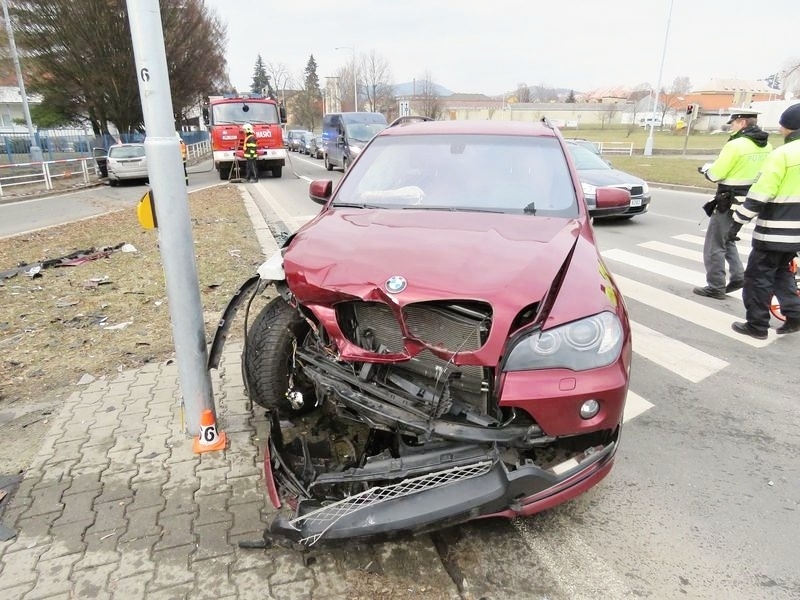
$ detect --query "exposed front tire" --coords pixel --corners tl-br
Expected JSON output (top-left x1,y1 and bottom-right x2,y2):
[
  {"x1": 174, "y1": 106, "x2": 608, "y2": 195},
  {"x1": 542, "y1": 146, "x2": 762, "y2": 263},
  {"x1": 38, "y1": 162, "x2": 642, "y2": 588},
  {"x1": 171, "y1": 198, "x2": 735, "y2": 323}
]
[
  {"x1": 324, "y1": 154, "x2": 333, "y2": 171},
  {"x1": 243, "y1": 296, "x2": 316, "y2": 413}
]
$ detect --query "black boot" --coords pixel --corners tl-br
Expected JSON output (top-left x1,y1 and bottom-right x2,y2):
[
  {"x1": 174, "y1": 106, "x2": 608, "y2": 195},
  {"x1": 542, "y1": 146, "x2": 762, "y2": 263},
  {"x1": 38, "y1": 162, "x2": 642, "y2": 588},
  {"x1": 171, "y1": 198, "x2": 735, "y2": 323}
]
[{"x1": 776, "y1": 317, "x2": 800, "y2": 335}]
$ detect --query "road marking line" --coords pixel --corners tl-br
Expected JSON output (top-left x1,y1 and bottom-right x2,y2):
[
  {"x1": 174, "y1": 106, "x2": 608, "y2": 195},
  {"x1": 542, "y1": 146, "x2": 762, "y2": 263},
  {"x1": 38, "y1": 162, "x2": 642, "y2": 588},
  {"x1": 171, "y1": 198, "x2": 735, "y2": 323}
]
[
  {"x1": 604, "y1": 249, "x2": 745, "y2": 299},
  {"x1": 639, "y1": 240, "x2": 703, "y2": 262},
  {"x1": 630, "y1": 321, "x2": 728, "y2": 382},
  {"x1": 603, "y1": 249, "x2": 706, "y2": 286},
  {"x1": 611, "y1": 274, "x2": 772, "y2": 347},
  {"x1": 623, "y1": 391, "x2": 654, "y2": 423},
  {"x1": 672, "y1": 233, "x2": 751, "y2": 257}
]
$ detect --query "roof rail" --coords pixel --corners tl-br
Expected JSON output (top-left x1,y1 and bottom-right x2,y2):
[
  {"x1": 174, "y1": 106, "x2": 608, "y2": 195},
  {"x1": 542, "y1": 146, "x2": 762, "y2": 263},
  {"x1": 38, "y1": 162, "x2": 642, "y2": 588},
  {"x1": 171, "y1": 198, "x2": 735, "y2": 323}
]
[{"x1": 388, "y1": 115, "x2": 433, "y2": 128}]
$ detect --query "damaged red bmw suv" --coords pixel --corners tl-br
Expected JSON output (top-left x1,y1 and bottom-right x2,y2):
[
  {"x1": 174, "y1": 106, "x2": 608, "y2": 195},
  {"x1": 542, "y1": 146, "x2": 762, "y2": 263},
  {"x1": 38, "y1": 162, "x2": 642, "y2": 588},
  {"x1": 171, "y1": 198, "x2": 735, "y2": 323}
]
[{"x1": 209, "y1": 117, "x2": 632, "y2": 547}]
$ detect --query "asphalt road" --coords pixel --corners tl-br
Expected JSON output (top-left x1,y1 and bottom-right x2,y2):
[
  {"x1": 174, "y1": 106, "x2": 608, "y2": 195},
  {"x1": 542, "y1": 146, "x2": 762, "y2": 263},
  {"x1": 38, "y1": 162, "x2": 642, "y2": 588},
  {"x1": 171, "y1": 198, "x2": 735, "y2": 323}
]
[{"x1": 2, "y1": 152, "x2": 799, "y2": 599}]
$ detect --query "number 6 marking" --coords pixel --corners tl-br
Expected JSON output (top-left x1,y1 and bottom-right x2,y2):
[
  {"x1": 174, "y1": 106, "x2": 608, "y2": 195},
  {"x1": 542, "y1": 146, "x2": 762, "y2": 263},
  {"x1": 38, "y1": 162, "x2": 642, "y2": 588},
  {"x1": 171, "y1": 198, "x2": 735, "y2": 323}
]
[{"x1": 140, "y1": 68, "x2": 150, "y2": 82}]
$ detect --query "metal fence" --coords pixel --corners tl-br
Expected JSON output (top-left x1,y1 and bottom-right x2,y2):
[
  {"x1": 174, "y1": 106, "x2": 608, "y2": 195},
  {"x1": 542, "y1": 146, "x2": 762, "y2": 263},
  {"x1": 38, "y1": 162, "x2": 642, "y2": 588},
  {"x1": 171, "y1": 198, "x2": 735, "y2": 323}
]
[
  {"x1": 0, "y1": 137, "x2": 211, "y2": 199},
  {"x1": 0, "y1": 129, "x2": 210, "y2": 164}
]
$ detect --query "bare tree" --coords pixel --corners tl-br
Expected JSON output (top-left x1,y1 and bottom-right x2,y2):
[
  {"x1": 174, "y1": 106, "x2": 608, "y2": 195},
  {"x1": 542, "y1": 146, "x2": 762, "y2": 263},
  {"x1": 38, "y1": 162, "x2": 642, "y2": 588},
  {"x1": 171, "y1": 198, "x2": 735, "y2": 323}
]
[
  {"x1": 602, "y1": 103, "x2": 621, "y2": 129},
  {"x1": 782, "y1": 60, "x2": 800, "y2": 98},
  {"x1": 265, "y1": 62, "x2": 293, "y2": 106},
  {"x1": 334, "y1": 51, "x2": 361, "y2": 112},
  {"x1": 361, "y1": 50, "x2": 394, "y2": 113},
  {"x1": 417, "y1": 70, "x2": 442, "y2": 120},
  {"x1": 516, "y1": 83, "x2": 531, "y2": 103},
  {"x1": 626, "y1": 83, "x2": 652, "y2": 135},
  {"x1": 8, "y1": 0, "x2": 228, "y2": 134},
  {"x1": 671, "y1": 76, "x2": 691, "y2": 95},
  {"x1": 657, "y1": 76, "x2": 692, "y2": 124}
]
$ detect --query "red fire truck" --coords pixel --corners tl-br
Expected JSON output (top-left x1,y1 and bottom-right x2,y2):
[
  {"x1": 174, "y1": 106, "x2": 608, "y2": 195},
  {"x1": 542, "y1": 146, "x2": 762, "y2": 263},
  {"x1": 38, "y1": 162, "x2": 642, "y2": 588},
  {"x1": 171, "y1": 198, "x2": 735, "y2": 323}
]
[{"x1": 203, "y1": 93, "x2": 287, "y2": 180}]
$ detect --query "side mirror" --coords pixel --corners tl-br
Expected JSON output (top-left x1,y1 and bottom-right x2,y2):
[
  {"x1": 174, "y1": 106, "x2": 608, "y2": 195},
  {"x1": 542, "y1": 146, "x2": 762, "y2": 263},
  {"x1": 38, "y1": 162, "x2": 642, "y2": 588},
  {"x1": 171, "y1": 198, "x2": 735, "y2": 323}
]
[
  {"x1": 309, "y1": 179, "x2": 333, "y2": 205},
  {"x1": 279, "y1": 105, "x2": 287, "y2": 123},
  {"x1": 202, "y1": 107, "x2": 209, "y2": 126}
]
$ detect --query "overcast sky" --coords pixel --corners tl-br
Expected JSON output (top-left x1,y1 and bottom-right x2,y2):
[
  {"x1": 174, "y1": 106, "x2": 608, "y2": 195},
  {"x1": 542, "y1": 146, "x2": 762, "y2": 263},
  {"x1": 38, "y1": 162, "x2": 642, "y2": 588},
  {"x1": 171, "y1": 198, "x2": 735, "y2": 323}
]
[{"x1": 202, "y1": 0, "x2": 799, "y2": 96}]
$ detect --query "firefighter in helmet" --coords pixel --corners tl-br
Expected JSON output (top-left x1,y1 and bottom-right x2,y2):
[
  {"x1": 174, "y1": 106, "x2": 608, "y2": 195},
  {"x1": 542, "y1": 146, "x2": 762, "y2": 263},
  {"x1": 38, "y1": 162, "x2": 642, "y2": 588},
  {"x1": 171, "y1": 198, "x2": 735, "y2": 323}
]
[{"x1": 242, "y1": 123, "x2": 258, "y2": 183}]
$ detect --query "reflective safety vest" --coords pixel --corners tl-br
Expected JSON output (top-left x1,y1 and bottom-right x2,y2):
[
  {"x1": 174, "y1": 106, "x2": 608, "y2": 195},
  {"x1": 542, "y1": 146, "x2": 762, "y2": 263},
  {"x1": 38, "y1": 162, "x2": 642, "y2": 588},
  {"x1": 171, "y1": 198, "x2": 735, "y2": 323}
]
[
  {"x1": 733, "y1": 137, "x2": 800, "y2": 252},
  {"x1": 706, "y1": 136, "x2": 772, "y2": 194},
  {"x1": 243, "y1": 132, "x2": 257, "y2": 159}
]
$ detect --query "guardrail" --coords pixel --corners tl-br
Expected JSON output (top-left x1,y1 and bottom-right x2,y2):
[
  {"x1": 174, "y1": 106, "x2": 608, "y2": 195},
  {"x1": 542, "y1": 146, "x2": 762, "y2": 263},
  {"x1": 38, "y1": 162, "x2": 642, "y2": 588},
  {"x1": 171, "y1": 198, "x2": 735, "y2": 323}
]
[
  {"x1": 0, "y1": 141, "x2": 211, "y2": 199},
  {"x1": 0, "y1": 157, "x2": 98, "y2": 198},
  {"x1": 597, "y1": 142, "x2": 634, "y2": 156}
]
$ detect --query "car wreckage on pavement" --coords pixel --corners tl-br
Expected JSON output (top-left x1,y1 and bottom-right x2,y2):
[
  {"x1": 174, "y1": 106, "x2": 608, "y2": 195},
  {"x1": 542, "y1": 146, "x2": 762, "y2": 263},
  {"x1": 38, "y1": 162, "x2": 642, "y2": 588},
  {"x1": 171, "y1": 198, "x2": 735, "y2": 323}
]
[{"x1": 208, "y1": 117, "x2": 633, "y2": 547}]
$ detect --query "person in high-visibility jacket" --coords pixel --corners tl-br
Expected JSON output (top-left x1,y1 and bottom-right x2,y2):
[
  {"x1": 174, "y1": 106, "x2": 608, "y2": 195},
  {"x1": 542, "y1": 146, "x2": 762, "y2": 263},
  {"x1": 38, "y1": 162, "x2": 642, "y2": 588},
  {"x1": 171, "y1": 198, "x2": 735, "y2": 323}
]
[
  {"x1": 694, "y1": 109, "x2": 771, "y2": 300},
  {"x1": 177, "y1": 132, "x2": 188, "y2": 185},
  {"x1": 726, "y1": 103, "x2": 800, "y2": 338},
  {"x1": 242, "y1": 123, "x2": 258, "y2": 183}
]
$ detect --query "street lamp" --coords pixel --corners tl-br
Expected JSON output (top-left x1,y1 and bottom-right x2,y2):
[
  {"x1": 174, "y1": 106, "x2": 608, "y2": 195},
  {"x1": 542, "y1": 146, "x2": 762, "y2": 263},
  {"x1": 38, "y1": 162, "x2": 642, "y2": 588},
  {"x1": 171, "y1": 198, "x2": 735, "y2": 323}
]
[
  {"x1": 1, "y1": 0, "x2": 42, "y2": 162},
  {"x1": 644, "y1": 0, "x2": 674, "y2": 157},
  {"x1": 335, "y1": 46, "x2": 357, "y2": 112}
]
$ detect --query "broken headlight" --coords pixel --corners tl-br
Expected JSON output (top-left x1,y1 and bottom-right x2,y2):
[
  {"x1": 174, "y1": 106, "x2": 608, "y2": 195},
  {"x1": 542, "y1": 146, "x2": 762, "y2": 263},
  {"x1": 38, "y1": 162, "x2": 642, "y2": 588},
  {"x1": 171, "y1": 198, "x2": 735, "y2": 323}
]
[{"x1": 505, "y1": 311, "x2": 623, "y2": 372}]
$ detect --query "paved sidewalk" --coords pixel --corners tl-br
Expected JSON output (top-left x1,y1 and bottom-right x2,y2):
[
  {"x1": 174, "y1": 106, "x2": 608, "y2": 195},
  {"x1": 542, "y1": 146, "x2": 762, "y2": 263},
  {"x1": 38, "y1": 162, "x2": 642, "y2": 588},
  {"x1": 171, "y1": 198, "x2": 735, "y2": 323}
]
[
  {"x1": 0, "y1": 343, "x2": 321, "y2": 599},
  {"x1": 0, "y1": 186, "x2": 462, "y2": 600}
]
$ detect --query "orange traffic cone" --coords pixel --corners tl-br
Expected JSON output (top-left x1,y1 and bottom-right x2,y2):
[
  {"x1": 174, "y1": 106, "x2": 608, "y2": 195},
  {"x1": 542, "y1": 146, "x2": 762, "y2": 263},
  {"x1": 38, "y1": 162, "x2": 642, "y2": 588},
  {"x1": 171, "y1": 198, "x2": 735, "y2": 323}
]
[{"x1": 192, "y1": 409, "x2": 227, "y2": 453}]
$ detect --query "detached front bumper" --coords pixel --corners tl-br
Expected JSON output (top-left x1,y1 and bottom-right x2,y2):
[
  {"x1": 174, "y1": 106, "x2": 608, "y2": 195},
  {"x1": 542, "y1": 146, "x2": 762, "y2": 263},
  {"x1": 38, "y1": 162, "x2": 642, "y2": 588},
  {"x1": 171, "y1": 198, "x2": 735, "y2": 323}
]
[{"x1": 264, "y1": 432, "x2": 617, "y2": 547}]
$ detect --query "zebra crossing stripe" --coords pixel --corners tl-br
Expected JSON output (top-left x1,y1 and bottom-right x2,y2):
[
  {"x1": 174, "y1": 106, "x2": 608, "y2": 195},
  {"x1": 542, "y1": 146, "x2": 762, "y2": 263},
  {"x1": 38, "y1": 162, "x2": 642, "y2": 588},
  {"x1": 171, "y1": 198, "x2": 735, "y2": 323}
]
[
  {"x1": 602, "y1": 248, "x2": 744, "y2": 300},
  {"x1": 610, "y1": 274, "x2": 772, "y2": 347},
  {"x1": 639, "y1": 241, "x2": 703, "y2": 262},
  {"x1": 630, "y1": 320, "x2": 728, "y2": 382},
  {"x1": 672, "y1": 233, "x2": 751, "y2": 257},
  {"x1": 623, "y1": 391, "x2": 654, "y2": 423},
  {"x1": 602, "y1": 249, "x2": 707, "y2": 286}
]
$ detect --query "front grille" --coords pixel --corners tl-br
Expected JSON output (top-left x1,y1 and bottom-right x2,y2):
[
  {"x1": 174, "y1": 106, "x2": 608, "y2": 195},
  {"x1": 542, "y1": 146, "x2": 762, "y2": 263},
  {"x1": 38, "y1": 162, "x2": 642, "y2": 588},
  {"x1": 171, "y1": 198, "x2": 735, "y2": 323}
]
[
  {"x1": 292, "y1": 459, "x2": 494, "y2": 546},
  {"x1": 337, "y1": 300, "x2": 492, "y2": 354}
]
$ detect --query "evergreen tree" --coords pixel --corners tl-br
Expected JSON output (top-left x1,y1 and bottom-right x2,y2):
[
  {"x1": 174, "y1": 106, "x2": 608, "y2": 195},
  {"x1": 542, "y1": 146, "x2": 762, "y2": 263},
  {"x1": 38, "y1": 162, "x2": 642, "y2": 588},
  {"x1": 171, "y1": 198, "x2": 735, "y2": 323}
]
[
  {"x1": 250, "y1": 55, "x2": 274, "y2": 97},
  {"x1": 292, "y1": 55, "x2": 322, "y2": 130}
]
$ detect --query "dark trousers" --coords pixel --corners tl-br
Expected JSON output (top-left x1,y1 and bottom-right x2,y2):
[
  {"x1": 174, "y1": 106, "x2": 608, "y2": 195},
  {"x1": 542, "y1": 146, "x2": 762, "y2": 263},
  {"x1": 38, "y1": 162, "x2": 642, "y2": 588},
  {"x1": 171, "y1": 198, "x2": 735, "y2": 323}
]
[
  {"x1": 245, "y1": 158, "x2": 258, "y2": 181},
  {"x1": 742, "y1": 248, "x2": 800, "y2": 331}
]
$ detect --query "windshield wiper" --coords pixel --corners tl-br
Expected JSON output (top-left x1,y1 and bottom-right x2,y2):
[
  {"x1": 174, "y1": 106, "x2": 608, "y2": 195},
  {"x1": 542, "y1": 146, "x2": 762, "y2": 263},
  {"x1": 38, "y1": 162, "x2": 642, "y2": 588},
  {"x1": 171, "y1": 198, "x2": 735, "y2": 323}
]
[
  {"x1": 404, "y1": 206, "x2": 505, "y2": 214},
  {"x1": 333, "y1": 202, "x2": 383, "y2": 209}
]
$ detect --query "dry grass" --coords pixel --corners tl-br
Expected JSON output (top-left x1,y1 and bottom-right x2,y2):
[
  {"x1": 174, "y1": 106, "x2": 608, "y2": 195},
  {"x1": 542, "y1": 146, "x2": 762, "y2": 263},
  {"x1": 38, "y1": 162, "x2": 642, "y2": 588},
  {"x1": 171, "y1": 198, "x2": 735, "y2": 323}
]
[{"x1": 0, "y1": 184, "x2": 265, "y2": 409}]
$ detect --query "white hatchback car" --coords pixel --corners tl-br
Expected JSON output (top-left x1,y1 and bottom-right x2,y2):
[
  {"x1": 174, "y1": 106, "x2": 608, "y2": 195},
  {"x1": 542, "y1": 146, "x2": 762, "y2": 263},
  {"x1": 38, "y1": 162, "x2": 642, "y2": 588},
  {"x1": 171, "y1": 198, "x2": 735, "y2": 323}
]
[{"x1": 106, "y1": 143, "x2": 148, "y2": 185}]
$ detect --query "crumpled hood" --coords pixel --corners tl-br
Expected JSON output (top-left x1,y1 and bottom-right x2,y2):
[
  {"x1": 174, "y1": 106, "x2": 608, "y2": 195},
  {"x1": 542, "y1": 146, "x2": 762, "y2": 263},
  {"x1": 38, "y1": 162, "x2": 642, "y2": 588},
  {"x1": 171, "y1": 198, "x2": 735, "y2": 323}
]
[{"x1": 283, "y1": 208, "x2": 581, "y2": 309}]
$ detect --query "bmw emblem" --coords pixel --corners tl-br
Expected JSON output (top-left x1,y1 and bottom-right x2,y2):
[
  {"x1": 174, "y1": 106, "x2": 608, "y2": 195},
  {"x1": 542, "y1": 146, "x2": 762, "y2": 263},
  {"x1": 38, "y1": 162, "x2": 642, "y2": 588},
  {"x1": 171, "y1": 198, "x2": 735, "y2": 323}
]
[{"x1": 385, "y1": 275, "x2": 407, "y2": 294}]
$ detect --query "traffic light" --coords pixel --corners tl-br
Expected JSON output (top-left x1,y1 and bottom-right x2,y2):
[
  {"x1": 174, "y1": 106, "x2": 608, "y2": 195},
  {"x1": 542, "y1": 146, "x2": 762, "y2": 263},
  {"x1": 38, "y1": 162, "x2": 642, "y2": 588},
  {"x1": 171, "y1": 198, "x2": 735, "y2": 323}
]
[{"x1": 686, "y1": 104, "x2": 694, "y2": 115}]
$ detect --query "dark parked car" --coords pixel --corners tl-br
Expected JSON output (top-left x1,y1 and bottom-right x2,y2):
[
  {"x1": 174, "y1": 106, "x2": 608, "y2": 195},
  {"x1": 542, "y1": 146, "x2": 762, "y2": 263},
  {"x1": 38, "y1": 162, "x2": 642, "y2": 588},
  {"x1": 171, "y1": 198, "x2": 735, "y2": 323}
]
[
  {"x1": 565, "y1": 140, "x2": 649, "y2": 219},
  {"x1": 309, "y1": 134, "x2": 324, "y2": 159},
  {"x1": 286, "y1": 129, "x2": 310, "y2": 152},
  {"x1": 208, "y1": 118, "x2": 632, "y2": 547},
  {"x1": 300, "y1": 131, "x2": 315, "y2": 155}
]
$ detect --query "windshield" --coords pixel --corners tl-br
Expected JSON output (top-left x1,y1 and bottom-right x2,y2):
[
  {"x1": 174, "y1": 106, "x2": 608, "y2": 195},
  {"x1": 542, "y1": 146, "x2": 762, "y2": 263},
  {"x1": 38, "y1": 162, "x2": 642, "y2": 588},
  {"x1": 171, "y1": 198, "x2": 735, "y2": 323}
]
[
  {"x1": 333, "y1": 134, "x2": 578, "y2": 217},
  {"x1": 109, "y1": 145, "x2": 145, "y2": 158},
  {"x1": 567, "y1": 144, "x2": 611, "y2": 170},
  {"x1": 345, "y1": 123, "x2": 387, "y2": 143},
  {"x1": 212, "y1": 101, "x2": 279, "y2": 125}
]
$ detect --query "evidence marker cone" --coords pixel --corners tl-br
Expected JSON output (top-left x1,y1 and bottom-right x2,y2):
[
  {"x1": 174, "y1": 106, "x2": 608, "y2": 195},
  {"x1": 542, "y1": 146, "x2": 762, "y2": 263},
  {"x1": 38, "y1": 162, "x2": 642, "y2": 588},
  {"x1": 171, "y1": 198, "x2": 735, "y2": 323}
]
[{"x1": 192, "y1": 408, "x2": 227, "y2": 453}]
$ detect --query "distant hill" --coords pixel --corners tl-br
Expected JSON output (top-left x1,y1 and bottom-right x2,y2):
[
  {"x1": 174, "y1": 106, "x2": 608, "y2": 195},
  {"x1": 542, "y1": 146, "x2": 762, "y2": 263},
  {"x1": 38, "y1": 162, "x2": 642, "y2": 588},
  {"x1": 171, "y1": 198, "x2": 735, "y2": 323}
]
[{"x1": 393, "y1": 81, "x2": 453, "y2": 97}]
